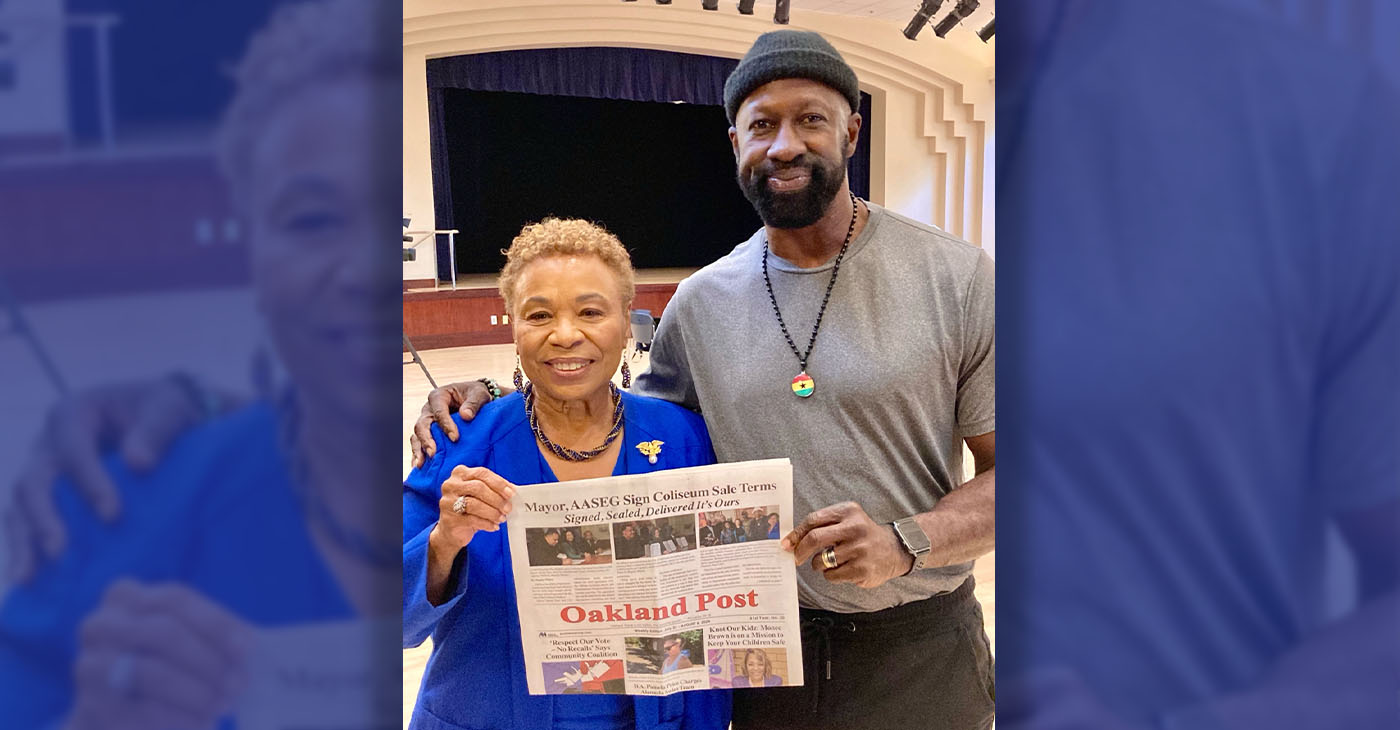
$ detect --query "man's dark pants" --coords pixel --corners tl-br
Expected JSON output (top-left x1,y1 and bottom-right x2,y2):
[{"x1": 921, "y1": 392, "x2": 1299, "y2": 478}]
[{"x1": 731, "y1": 578, "x2": 994, "y2": 730}]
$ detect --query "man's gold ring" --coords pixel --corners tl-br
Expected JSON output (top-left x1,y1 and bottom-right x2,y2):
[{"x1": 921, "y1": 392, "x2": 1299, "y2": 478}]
[{"x1": 821, "y1": 545, "x2": 839, "y2": 570}]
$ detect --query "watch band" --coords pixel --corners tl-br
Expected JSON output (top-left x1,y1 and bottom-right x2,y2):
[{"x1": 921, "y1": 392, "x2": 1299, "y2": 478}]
[{"x1": 891, "y1": 517, "x2": 933, "y2": 574}]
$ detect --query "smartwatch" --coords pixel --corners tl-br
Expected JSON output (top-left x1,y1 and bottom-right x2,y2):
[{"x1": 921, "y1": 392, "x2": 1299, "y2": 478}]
[{"x1": 890, "y1": 517, "x2": 932, "y2": 574}]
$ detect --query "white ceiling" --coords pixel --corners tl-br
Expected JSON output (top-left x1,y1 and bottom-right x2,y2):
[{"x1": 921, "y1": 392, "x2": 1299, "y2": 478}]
[{"x1": 751, "y1": 0, "x2": 993, "y2": 35}]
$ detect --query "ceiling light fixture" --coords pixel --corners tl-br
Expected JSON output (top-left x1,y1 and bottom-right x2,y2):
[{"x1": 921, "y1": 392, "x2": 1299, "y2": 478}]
[
  {"x1": 902, "y1": 0, "x2": 945, "y2": 40},
  {"x1": 932, "y1": 0, "x2": 979, "y2": 38}
]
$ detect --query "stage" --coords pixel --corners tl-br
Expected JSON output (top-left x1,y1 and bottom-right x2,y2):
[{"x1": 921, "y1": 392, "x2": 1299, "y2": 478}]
[{"x1": 402, "y1": 268, "x2": 696, "y2": 350}]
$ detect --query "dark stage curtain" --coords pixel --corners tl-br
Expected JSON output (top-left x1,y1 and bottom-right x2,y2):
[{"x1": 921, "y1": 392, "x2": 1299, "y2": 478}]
[{"x1": 426, "y1": 46, "x2": 874, "y2": 278}]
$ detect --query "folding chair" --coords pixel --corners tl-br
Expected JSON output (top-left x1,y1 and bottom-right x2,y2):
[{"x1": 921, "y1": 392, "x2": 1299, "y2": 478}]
[{"x1": 629, "y1": 309, "x2": 654, "y2": 360}]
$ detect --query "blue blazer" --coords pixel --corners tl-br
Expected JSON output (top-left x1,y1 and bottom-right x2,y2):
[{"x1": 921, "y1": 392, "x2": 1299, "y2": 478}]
[
  {"x1": 0, "y1": 404, "x2": 359, "y2": 729},
  {"x1": 403, "y1": 391, "x2": 732, "y2": 730}
]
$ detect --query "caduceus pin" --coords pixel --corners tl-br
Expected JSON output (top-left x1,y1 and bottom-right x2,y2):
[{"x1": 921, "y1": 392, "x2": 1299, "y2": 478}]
[{"x1": 635, "y1": 440, "x2": 664, "y2": 464}]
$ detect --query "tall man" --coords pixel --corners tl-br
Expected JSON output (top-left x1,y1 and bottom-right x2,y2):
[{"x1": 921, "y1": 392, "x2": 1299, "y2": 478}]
[{"x1": 415, "y1": 31, "x2": 996, "y2": 729}]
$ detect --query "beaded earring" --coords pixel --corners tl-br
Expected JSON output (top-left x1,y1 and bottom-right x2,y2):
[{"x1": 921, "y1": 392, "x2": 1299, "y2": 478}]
[
  {"x1": 513, "y1": 354, "x2": 524, "y2": 391},
  {"x1": 621, "y1": 359, "x2": 631, "y2": 389}
]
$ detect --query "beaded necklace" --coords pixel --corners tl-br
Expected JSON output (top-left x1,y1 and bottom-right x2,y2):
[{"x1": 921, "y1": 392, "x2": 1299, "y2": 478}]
[
  {"x1": 523, "y1": 381, "x2": 625, "y2": 461},
  {"x1": 277, "y1": 389, "x2": 399, "y2": 569},
  {"x1": 761, "y1": 192, "x2": 861, "y2": 398}
]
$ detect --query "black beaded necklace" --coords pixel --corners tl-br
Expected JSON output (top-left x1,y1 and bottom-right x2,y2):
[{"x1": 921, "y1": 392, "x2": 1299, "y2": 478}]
[
  {"x1": 523, "y1": 381, "x2": 625, "y2": 461},
  {"x1": 761, "y1": 192, "x2": 861, "y2": 398},
  {"x1": 277, "y1": 389, "x2": 400, "y2": 569}
]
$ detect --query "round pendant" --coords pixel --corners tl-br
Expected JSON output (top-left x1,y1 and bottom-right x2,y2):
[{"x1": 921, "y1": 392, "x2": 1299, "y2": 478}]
[{"x1": 791, "y1": 372, "x2": 815, "y2": 398}]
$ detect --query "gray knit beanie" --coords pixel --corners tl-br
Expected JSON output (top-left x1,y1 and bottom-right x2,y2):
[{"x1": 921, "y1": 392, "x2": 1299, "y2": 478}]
[{"x1": 723, "y1": 30, "x2": 860, "y2": 123}]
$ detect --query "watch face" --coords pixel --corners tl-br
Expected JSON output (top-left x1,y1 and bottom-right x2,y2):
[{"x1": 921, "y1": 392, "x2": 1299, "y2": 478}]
[{"x1": 896, "y1": 520, "x2": 932, "y2": 553}]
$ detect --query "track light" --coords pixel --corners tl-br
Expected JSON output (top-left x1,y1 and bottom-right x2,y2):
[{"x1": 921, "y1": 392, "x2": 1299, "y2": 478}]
[
  {"x1": 902, "y1": 0, "x2": 944, "y2": 40},
  {"x1": 774, "y1": 0, "x2": 790, "y2": 24},
  {"x1": 737, "y1": 0, "x2": 755, "y2": 14},
  {"x1": 977, "y1": 17, "x2": 994, "y2": 42},
  {"x1": 702, "y1": 0, "x2": 718, "y2": 9},
  {"x1": 932, "y1": 0, "x2": 979, "y2": 38}
]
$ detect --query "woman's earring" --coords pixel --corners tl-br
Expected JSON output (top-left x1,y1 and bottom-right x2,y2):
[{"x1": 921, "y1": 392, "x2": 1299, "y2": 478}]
[
  {"x1": 621, "y1": 359, "x2": 632, "y2": 389},
  {"x1": 513, "y1": 354, "x2": 524, "y2": 391}
]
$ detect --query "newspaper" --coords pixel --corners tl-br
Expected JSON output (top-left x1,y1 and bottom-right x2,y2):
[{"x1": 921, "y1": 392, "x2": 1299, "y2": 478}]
[
  {"x1": 506, "y1": 458, "x2": 805, "y2": 696},
  {"x1": 237, "y1": 619, "x2": 400, "y2": 729}
]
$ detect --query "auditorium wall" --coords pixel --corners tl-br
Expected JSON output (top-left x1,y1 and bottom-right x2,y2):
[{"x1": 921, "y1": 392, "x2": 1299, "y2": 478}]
[{"x1": 402, "y1": 0, "x2": 995, "y2": 283}]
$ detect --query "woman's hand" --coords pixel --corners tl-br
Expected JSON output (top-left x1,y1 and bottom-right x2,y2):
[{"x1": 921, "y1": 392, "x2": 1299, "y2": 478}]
[
  {"x1": 425, "y1": 466, "x2": 516, "y2": 604},
  {"x1": 63, "y1": 580, "x2": 252, "y2": 730},
  {"x1": 433, "y1": 465, "x2": 516, "y2": 546}
]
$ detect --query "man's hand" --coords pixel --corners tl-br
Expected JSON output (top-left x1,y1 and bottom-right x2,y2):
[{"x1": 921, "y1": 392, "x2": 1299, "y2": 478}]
[
  {"x1": 781, "y1": 502, "x2": 913, "y2": 590},
  {"x1": 6, "y1": 377, "x2": 230, "y2": 583},
  {"x1": 410, "y1": 380, "x2": 513, "y2": 469}
]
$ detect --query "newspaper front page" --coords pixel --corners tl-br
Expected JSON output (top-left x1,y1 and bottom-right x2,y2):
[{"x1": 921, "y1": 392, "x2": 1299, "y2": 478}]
[{"x1": 506, "y1": 458, "x2": 804, "y2": 696}]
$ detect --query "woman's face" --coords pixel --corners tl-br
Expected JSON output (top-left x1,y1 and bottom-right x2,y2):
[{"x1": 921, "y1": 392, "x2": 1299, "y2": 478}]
[
  {"x1": 564, "y1": 530, "x2": 576, "y2": 542},
  {"x1": 746, "y1": 652, "x2": 766, "y2": 678},
  {"x1": 247, "y1": 77, "x2": 399, "y2": 420},
  {"x1": 512, "y1": 255, "x2": 628, "y2": 404}
]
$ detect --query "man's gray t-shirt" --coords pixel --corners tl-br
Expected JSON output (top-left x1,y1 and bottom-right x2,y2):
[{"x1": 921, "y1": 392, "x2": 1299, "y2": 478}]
[{"x1": 635, "y1": 202, "x2": 995, "y2": 613}]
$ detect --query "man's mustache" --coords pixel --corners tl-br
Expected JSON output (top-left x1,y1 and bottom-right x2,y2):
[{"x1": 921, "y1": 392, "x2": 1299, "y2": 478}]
[{"x1": 756, "y1": 157, "x2": 818, "y2": 178}]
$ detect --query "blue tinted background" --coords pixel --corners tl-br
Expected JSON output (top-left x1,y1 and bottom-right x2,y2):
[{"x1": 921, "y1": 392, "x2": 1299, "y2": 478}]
[
  {"x1": 0, "y1": 1, "x2": 402, "y2": 726},
  {"x1": 998, "y1": 1, "x2": 1399, "y2": 728}
]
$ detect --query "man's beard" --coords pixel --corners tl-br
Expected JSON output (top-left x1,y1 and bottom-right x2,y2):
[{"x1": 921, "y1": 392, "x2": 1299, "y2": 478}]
[{"x1": 738, "y1": 148, "x2": 848, "y2": 229}]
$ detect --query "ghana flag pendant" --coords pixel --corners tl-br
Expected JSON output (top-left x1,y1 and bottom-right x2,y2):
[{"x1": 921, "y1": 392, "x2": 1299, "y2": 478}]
[{"x1": 791, "y1": 372, "x2": 815, "y2": 398}]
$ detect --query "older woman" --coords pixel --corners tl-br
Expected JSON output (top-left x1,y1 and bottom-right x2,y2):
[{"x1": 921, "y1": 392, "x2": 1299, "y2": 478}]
[
  {"x1": 730, "y1": 649, "x2": 782, "y2": 689},
  {"x1": 403, "y1": 219, "x2": 730, "y2": 730}
]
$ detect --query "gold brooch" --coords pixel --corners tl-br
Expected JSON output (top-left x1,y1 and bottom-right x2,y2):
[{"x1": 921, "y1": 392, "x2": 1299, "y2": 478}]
[{"x1": 636, "y1": 440, "x2": 664, "y2": 464}]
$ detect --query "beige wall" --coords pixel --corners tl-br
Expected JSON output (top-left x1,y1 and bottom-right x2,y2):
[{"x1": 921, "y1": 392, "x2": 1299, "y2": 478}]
[{"x1": 402, "y1": 0, "x2": 994, "y2": 280}]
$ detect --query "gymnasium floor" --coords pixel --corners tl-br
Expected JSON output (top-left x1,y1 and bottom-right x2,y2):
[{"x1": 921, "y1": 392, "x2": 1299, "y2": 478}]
[{"x1": 400, "y1": 343, "x2": 995, "y2": 726}]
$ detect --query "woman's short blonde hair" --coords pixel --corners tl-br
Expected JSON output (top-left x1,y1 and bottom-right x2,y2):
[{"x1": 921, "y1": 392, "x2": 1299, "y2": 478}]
[{"x1": 498, "y1": 218, "x2": 637, "y2": 313}]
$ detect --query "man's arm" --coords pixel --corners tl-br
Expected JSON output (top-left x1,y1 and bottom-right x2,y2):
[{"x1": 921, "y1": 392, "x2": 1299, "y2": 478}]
[
  {"x1": 630, "y1": 295, "x2": 699, "y2": 411},
  {"x1": 910, "y1": 430, "x2": 996, "y2": 569},
  {"x1": 783, "y1": 431, "x2": 995, "y2": 588}
]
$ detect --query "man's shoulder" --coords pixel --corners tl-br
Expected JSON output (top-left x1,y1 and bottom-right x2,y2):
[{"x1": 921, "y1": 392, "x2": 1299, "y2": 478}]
[
  {"x1": 874, "y1": 206, "x2": 986, "y2": 267},
  {"x1": 864, "y1": 207, "x2": 991, "y2": 300},
  {"x1": 670, "y1": 231, "x2": 763, "y2": 304}
]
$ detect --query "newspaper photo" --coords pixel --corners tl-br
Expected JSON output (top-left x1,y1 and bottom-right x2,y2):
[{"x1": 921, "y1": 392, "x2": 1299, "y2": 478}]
[{"x1": 506, "y1": 458, "x2": 805, "y2": 696}]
